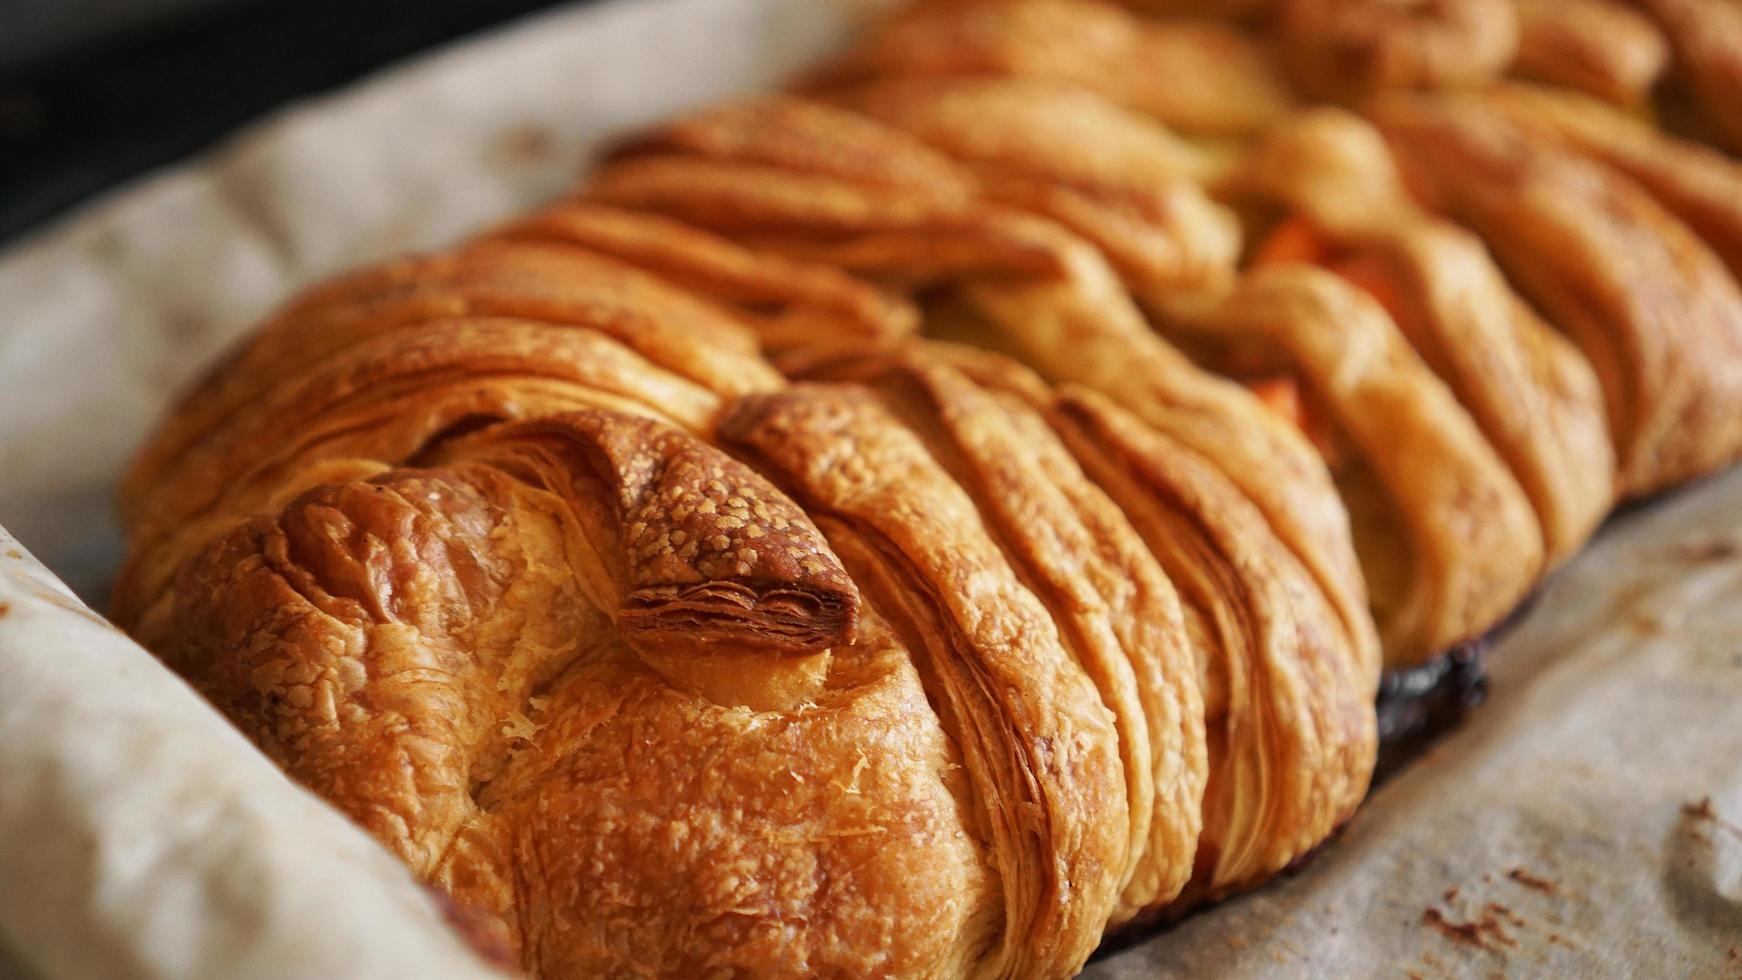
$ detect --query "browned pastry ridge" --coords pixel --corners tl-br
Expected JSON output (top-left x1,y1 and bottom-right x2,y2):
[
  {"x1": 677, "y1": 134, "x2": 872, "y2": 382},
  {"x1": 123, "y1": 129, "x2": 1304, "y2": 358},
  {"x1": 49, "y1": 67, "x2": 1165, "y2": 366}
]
[
  {"x1": 1275, "y1": 0, "x2": 1522, "y2": 100},
  {"x1": 1510, "y1": 0, "x2": 1669, "y2": 106},
  {"x1": 1216, "y1": 107, "x2": 1613, "y2": 660},
  {"x1": 114, "y1": 0, "x2": 1742, "y2": 975},
  {"x1": 1371, "y1": 89, "x2": 1742, "y2": 496}
]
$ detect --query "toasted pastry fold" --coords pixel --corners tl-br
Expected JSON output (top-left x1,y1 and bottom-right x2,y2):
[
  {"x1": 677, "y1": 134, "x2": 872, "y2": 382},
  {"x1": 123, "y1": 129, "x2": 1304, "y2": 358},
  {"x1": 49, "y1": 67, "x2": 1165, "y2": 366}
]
[
  {"x1": 1510, "y1": 0, "x2": 1669, "y2": 106},
  {"x1": 1374, "y1": 92, "x2": 1742, "y2": 496},
  {"x1": 1230, "y1": 108, "x2": 1613, "y2": 570}
]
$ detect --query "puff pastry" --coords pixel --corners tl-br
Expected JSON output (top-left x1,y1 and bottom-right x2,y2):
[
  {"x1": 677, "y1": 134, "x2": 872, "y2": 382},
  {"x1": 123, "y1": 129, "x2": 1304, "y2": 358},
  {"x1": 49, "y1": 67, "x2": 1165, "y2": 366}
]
[
  {"x1": 1373, "y1": 91, "x2": 1742, "y2": 495},
  {"x1": 1218, "y1": 108, "x2": 1613, "y2": 661},
  {"x1": 114, "y1": 0, "x2": 1742, "y2": 975}
]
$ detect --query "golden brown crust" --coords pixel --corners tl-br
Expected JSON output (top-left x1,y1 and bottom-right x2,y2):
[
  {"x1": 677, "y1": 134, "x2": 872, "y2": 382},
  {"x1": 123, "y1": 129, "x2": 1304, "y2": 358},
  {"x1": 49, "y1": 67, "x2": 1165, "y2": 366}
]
[
  {"x1": 608, "y1": 93, "x2": 979, "y2": 197},
  {"x1": 830, "y1": 75, "x2": 1217, "y2": 183},
  {"x1": 1275, "y1": 0, "x2": 1519, "y2": 100},
  {"x1": 456, "y1": 621, "x2": 993, "y2": 978},
  {"x1": 944, "y1": 240, "x2": 1382, "y2": 682},
  {"x1": 1373, "y1": 92, "x2": 1742, "y2": 495},
  {"x1": 807, "y1": 0, "x2": 1294, "y2": 135},
  {"x1": 426, "y1": 412, "x2": 860, "y2": 668},
  {"x1": 120, "y1": 241, "x2": 779, "y2": 529},
  {"x1": 1046, "y1": 388, "x2": 1375, "y2": 898},
  {"x1": 586, "y1": 151, "x2": 1074, "y2": 285},
  {"x1": 1110, "y1": 0, "x2": 1275, "y2": 17},
  {"x1": 598, "y1": 88, "x2": 1240, "y2": 303},
  {"x1": 828, "y1": 75, "x2": 1240, "y2": 294},
  {"x1": 117, "y1": 316, "x2": 754, "y2": 638},
  {"x1": 913, "y1": 344, "x2": 1371, "y2": 910},
  {"x1": 1481, "y1": 83, "x2": 1742, "y2": 282},
  {"x1": 930, "y1": 344, "x2": 1374, "y2": 903},
  {"x1": 1510, "y1": 0, "x2": 1669, "y2": 106},
  {"x1": 118, "y1": 0, "x2": 1742, "y2": 972},
  {"x1": 788, "y1": 343, "x2": 1210, "y2": 922},
  {"x1": 488, "y1": 200, "x2": 919, "y2": 349},
  {"x1": 719, "y1": 384, "x2": 1128, "y2": 977},
  {"x1": 1154, "y1": 267, "x2": 1545, "y2": 663},
  {"x1": 1230, "y1": 108, "x2": 1614, "y2": 568},
  {"x1": 161, "y1": 413, "x2": 995, "y2": 977}
]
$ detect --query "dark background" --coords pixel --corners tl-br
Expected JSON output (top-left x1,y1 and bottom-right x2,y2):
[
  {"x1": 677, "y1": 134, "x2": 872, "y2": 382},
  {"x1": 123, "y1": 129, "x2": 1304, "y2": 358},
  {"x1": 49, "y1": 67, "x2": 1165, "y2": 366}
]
[{"x1": 0, "y1": 0, "x2": 582, "y2": 244}]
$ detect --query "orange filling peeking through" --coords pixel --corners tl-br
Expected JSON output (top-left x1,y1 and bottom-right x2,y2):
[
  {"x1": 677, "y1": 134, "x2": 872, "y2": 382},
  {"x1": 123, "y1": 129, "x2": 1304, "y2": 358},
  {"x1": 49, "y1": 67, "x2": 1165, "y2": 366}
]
[
  {"x1": 1250, "y1": 214, "x2": 1410, "y2": 326},
  {"x1": 1238, "y1": 214, "x2": 1415, "y2": 468},
  {"x1": 1247, "y1": 213, "x2": 1419, "y2": 628}
]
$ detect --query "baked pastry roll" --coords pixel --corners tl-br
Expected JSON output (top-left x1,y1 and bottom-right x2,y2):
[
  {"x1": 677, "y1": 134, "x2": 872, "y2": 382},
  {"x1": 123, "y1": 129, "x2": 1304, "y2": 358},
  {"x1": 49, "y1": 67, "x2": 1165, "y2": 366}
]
[
  {"x1": 1373, "y1": 92, "x2": 1742, "y2": 496},
  {"x1": 111, "y1": 0, "x2": 1742, "y2": 974},
  {"x1": 119, "y1": 43, "x2": 1389, "y2": 975},
  {"x1": 126, "y1": 318, "x2": 1377, "y2": 974}
]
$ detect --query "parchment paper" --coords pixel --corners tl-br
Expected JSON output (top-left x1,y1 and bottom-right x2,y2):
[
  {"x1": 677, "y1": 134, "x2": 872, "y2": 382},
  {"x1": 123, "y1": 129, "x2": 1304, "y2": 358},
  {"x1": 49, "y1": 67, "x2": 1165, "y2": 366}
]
[{"x1": 0, "y1": 0, "x2": 1738, "y2": 976}]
